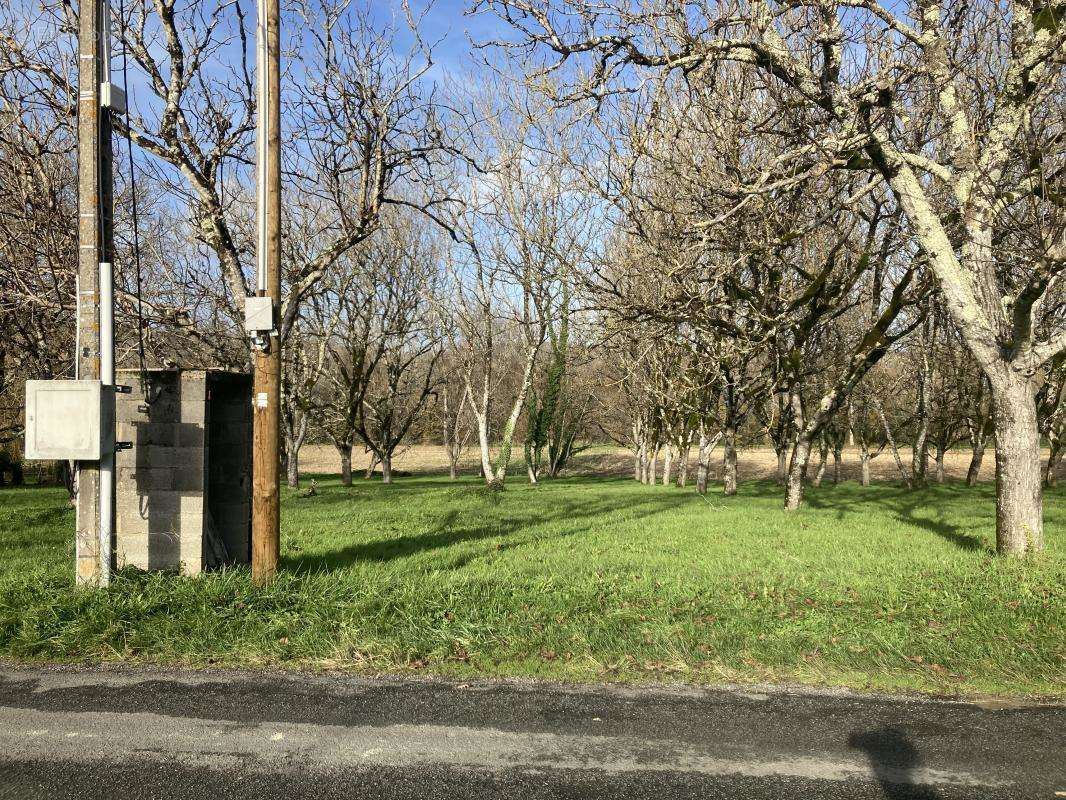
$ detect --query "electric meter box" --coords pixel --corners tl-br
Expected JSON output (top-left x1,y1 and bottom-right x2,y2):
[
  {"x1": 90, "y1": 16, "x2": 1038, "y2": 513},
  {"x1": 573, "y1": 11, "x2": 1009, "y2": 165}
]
[
  {"x1": 24, "y1": 380, "x2": 114, "y2": 461},
  {"x1": 243, "y1": 295, "x2": 274, "y2": 333}
]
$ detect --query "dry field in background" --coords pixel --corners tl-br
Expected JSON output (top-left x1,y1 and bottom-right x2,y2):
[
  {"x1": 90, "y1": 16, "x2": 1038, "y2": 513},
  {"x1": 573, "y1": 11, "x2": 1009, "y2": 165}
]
[{"x1": 299, "y1": 443, "x2": 1059, "y2": 483}]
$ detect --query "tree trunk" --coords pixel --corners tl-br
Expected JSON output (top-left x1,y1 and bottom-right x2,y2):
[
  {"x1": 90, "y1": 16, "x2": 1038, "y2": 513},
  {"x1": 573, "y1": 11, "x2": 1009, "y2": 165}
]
[
  {"x1": 365, "y1": 452, "x2": 379, "y2": 479},
  {"x1": 912, "y1": 439, "x2": 929, "y2": 488},
  {"x1": 966, "y1": 443, "x2": 985, "y2": 486},
  {"x1": 877, "y1": 158, "x2": 1049, "y2": 556},
  {"x1": 911, "y1": 348, "x2": 931, "y2": 488},
  {"x1": 860, "y1": 445, "x2": 871, "y2": 487},
  {"x1": 677, "y1": 444, "x2": 690, "y2": 487},
  {"x1": 494, "y1": 423, "x2": 517, "y2": 484},
  {"x1": 449, "y1": 460, "x2": 459, "y2": 480},
  {"x1": 935, "y1": 443, "x2": 946, "y2": 484},
  {"x1": 696, "y1": 425, "x2": 710, "y2": 495},
  {"x1": 648, "y1": 442, "x2": 660, "y2": 486},
  {"x1": 283, "y1": 412, "x2": 308, "y2": 489},
  {"x1": 494, "y1": 347, "x2": 538, "y2": 485},
  {"x1": 632, "y1": 420, "x2": 644, "y2": 482},
  {"x1": 990, "y1": 379, "x2": 1044, "y2": 555},
  {"x1": 337, "y1": 444, "x2": 353, "y2": 487},
  {"x1": 875, "y1": 400, "x2": 912, "y2": 487},
  {"x1": 473, "y1": 413, "x2": 491, "y2": 483},
  {"x1": 770, "y1": 389, "x2": 790, "y2": 485},
  {"x1": 696, "y1": 427, "x2": 722, "y2": 495},
  {"x1": 1046, "y1": 439, "x2": 1062, "y2": 488},
  {"x1": 784, "y1": 434, "x2": 812, "y2": 511},
  {"x1": 832, "y1": 445, "x2": 842, "y2": 484},
  {"x1": 722, "y1": 426, "x2": 738, "y2": 497},
  {"x1": 469, "y1": 382, "x2": 494, "y2": 486},
  {"x1": 775, "y1": 447, "x2": 787, "y2": 485},
  {"x1": 60, "y1": 460, "x2": 75, "y2": 500},
  {"x1": 812, "y1": 440, "x2": 829, "y2": 488},
  {"x1": 662, "y1": 443, "x2": 673, "y2": 486},
  {"x1": 380, "y1": 454, "x2": 393, "y2": 485},
  {"x1": 286, "y1": 446, "x2": 300, "y2": 488}
]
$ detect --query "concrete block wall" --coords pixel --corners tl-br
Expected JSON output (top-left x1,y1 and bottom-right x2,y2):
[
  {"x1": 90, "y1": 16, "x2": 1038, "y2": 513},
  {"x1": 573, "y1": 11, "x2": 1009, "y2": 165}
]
[{"x1": 115, "y1": 369, "x2": 251, "y2": 574}]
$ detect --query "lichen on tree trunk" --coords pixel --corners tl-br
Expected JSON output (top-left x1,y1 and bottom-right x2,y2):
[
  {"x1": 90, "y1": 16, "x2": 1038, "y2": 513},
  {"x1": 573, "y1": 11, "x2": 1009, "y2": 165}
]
[
  {"x1": 784, "y1": 435, "x2": 812, "y2": 511},
  {"x1": 722, "y1": 426, "x2": 738, "y2": 497},
  {"x1": 966, "y1": 445, "x2": 985, "y2": 487},
  {"x1": 991, "y1": 380, "x2": 1044, "y2": 555}
]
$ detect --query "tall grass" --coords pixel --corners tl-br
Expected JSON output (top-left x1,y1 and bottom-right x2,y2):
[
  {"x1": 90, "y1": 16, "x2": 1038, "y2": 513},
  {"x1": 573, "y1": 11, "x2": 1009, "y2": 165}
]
[{"x1": 0, "y1": 477, "x2": 1062, "y2": 696}]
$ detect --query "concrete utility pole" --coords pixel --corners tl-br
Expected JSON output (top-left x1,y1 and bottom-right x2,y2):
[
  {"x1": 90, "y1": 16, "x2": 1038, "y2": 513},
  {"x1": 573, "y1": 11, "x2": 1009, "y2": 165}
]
[
  {"x1": 75, "y1": 0, "x2": 116, "y2": 586},
  {"x1": 251, "y1": 0, "x2": 282, "y2": 584}
]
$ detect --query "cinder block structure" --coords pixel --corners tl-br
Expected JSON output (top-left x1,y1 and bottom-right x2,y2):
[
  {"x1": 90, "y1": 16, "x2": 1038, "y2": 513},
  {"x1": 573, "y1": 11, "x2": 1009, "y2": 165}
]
[{"x1": 115, "y1": 369, "x2": 252, "y2": 574}]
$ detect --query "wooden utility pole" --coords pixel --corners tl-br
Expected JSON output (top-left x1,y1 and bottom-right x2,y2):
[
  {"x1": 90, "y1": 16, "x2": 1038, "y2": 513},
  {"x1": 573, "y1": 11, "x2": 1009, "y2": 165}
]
[
  {"x1": 251, "y1": 0, "x2": 282, "y2": 584},
  {"x1": 75, "y1": 0, "x2": 114, "y2": 586}
]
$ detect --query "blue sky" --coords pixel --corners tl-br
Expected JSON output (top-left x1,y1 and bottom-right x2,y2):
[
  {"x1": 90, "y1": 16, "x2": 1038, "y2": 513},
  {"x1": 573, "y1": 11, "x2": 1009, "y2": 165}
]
[{"x1": 357, "y1": 0, "x2": 511, "y2": 85}]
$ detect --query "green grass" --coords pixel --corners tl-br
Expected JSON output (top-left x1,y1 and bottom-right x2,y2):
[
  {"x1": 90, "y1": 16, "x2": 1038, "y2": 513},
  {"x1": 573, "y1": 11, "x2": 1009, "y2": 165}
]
[{"x1": 0, "y1": 476, "x2": 1063, "y2": 697}]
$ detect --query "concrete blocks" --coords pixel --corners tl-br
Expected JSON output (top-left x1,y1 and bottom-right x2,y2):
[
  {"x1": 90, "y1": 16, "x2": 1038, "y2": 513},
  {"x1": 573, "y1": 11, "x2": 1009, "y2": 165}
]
[
  {"x1": 116, "y1": 533, "x2": 182, "y2": 571},
  {"x1": 114, "y1": 369, "x2": 251, "y2": 574}
]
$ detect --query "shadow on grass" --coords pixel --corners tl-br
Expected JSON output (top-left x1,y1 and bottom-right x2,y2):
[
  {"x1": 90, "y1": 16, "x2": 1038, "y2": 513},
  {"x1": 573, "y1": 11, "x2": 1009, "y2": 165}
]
[
  {"x1": 288, "y1": 475, "x2": 995, "y2": 570},
  {"x1": 7, "y1": 505, "x2": 73, "y2": 527},
  {"x1": 849, "y1": 726, "x2": 941, "y2": 799},
  {"x1": 284, "y1": 487, "x2": 695, "y2": 573},
  {"x1": 804, "y1": 483, "x2": 989, "y2": 552}
]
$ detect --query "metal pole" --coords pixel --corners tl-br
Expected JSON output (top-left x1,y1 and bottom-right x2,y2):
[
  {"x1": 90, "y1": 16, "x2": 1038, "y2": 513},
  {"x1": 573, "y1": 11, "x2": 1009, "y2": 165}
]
[
  {"x1": 251, "y1": 0, "x2": 281, "y2": 584},
  {"x1": 76, "y1": 0, "x2": 114, "y2": 586},
  {"x1": 100, "y1": 260, "x2": 114, "y2": 582},
  {"x1": 255, "y1": 0, "x2": 268, "y2": 295}
]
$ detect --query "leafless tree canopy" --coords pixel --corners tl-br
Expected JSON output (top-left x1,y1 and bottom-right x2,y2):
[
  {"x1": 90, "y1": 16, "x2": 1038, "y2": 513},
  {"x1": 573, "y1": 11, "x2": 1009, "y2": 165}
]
[{"x1": 0, "y1": 0, "x2": 1061, "y2": 552}]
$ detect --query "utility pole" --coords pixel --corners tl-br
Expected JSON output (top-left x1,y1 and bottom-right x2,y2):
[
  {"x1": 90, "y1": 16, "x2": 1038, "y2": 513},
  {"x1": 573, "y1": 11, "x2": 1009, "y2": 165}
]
[
  {"x1": 75, "y1": 0, "x2": 116, "y2": 586},
  {"x1": 251, "y1": 0, "x2": 281, "y2": 584}
]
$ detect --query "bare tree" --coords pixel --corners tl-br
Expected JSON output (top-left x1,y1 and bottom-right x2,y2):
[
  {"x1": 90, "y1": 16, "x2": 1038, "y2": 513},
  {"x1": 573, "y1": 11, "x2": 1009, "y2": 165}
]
[
  {"x1": 280, "y1": 300, "x2": 336, "y2": 488},
  {"x1": 320, "y1": 214, "x2": 445, "y2": 485},
  {"x1": 354, "y1": 223, "x2": 446, "y2": 484},
  {"x1": 585, "y1": 73, "x2": 926, "y2": 509},
  {"x1": 437, "y1": 362, "x2": 474, "y2": 479},
  {"x1": 479, "y1": 0, "x2": 1065, "y2": 552},
  {"x1": 451, "y1": 90, "x2": 594, "y2": 485}
]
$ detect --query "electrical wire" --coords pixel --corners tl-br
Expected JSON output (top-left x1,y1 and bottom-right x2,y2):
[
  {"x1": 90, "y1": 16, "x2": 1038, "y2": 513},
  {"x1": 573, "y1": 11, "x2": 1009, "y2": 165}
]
[{"x1": 117, "y1": 0, "x2": 151, "y2": 405}]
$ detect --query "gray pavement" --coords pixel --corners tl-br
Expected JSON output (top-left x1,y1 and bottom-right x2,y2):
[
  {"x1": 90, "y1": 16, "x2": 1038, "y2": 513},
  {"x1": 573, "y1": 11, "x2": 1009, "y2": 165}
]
[{"x1": 0, "y1": 664, "x2": 1061, "y2": 799}]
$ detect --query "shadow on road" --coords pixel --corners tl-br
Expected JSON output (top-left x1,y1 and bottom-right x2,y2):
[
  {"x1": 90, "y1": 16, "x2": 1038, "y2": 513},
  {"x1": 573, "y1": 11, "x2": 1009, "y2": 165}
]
[{"x1": 849, "y1": 726, "x2": 940, "y2": 799}]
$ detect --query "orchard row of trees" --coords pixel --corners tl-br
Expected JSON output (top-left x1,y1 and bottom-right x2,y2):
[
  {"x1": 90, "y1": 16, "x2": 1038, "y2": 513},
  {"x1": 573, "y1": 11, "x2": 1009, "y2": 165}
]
[{"x1": 0, "y1": 0, "x2": 1062, "y2": 554}]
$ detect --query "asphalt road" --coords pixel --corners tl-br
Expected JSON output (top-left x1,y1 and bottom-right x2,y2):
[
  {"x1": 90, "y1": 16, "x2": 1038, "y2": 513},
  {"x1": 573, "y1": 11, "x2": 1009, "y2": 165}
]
[{"x1": 0, "y1": 665, "x2": 1061, "y2": 799}]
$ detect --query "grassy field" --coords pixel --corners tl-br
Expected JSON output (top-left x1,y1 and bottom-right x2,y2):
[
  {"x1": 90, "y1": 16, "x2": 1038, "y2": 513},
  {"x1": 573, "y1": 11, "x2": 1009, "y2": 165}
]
[{"x1": 0, "y1": 475, "x2": 1062, "y2": 697}]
